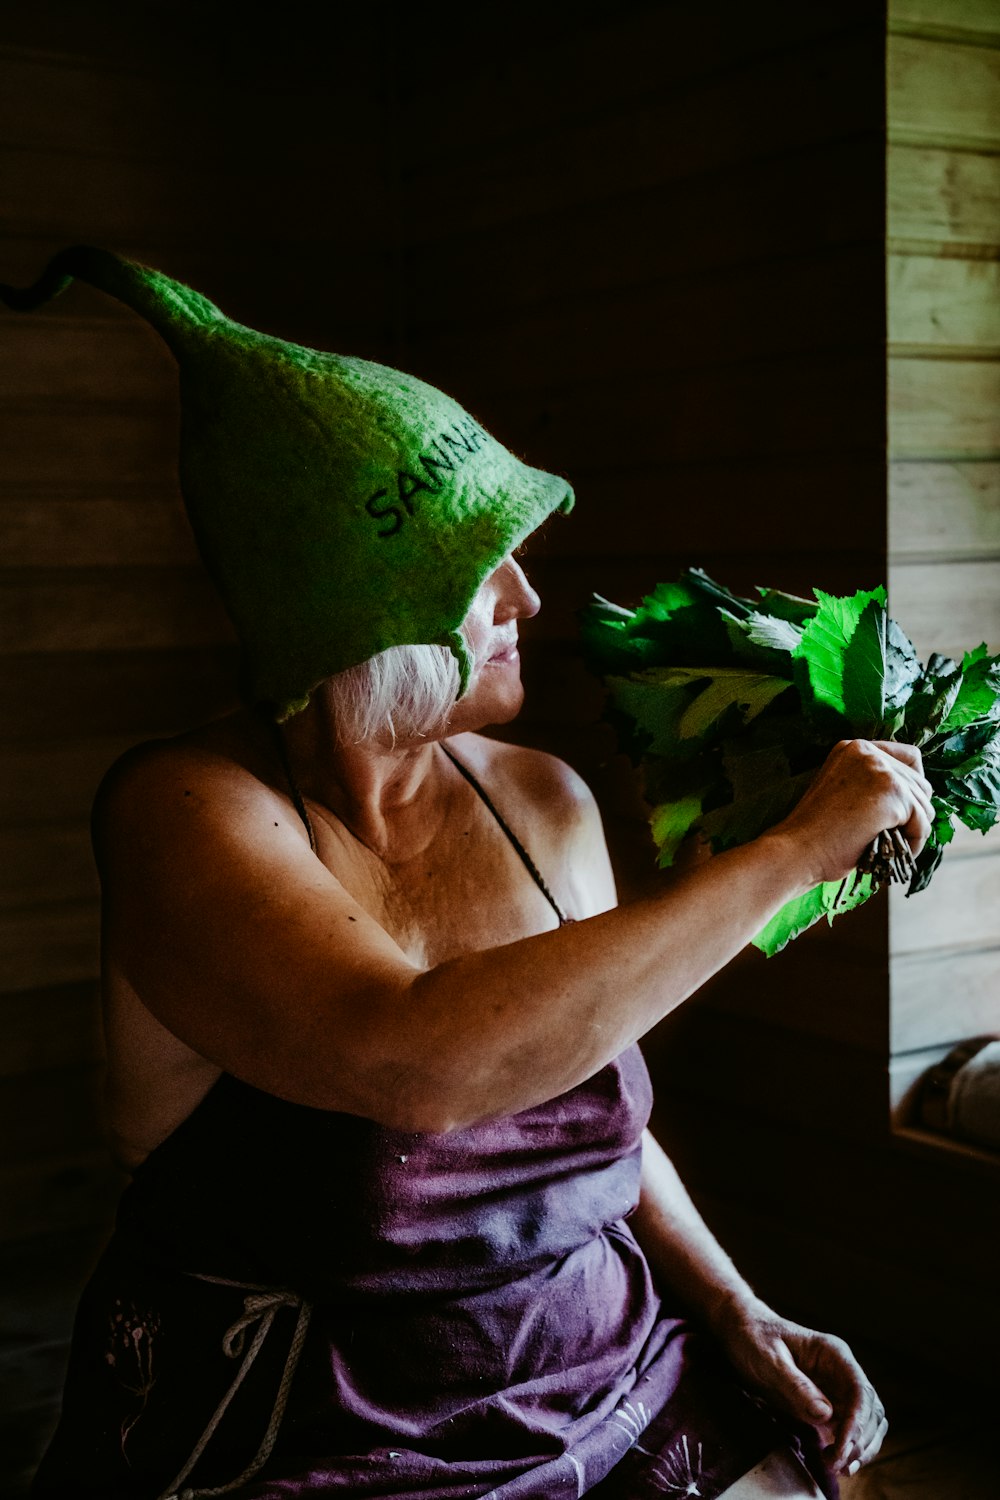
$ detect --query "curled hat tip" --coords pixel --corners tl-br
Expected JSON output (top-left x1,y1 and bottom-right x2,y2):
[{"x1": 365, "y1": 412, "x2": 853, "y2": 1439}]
[{"x1": 0, "y1": 245, "x2": 99, "y2": 313}]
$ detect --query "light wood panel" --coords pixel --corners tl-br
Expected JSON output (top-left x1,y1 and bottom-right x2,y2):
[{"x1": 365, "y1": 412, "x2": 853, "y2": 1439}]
[
  {"x1": 888, "y1": 254, "x2": 1000, "y2": 352},
  {"x1": 888, "y1": 356, "x2": 1000, "y2": 457},
  {"x1": 889, "y1": 853, "x2": 1000, "y2": 956},
  {"x1": 888, "y1": 145, "x2": 1000, "y2": 250},
  {"x1": 892, "y1": 948, "x2": 1000, "y2": 1052},
  {"x1": 888, "y1": 460, "x2": 1000, "y2": 560},
  {"x1": 889, "y1": 35, "x2": 1000, "y2": 149},
  {"x1": 888, "y1": 558, "x2": 1000, "y2": 657},
  {"x1": 890, "y1": 0, "x2": 1000, "y2": 41}
]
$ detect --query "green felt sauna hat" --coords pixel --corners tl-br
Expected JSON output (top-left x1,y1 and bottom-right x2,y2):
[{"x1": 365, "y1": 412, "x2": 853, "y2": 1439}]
[{"x1": 0, "y1": 246, "x2": 574, "y2": 719}]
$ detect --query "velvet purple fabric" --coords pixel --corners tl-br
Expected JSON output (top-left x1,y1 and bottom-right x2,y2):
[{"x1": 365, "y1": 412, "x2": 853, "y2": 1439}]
[{"x1": 33, "y1": 1048, "x2": 835, "y2": 1498}]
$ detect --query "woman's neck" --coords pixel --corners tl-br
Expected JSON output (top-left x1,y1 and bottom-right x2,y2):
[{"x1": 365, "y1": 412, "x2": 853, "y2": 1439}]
[{"x1": 271, "y1": 694, "x2": 454, "y2": 862}]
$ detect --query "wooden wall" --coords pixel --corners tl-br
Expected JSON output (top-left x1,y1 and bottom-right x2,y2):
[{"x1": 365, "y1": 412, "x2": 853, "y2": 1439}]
[
  {"x1": 0, "y1": 5, "x2": 396, "y2": 1490},
  {"x1": 886, "y1": 1, "x2": 1000, "y2": 1115}
]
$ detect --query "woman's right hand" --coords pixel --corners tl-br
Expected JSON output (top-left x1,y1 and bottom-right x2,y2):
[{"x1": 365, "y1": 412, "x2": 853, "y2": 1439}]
[{"x1": 769, "y1": 739, "x2": 935, "y2": 889}]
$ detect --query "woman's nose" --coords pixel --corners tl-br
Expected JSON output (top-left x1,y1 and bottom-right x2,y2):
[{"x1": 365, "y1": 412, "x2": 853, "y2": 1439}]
[{"x1": 495, "y1": 557, "x2": 541, "y2": 621}]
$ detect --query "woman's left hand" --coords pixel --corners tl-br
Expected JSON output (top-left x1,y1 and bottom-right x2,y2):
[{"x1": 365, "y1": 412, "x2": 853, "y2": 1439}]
[{"x1": 712, "y1": 1300, "x2": 888, "y2": 1476}]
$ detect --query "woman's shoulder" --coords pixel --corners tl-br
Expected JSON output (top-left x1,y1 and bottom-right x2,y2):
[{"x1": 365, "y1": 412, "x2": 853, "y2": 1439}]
[{"x1": 91, "y1": 712, "x2": 285, "y2": 860}]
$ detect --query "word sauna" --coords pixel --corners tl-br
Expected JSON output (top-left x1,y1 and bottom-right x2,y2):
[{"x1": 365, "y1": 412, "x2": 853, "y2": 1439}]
[{"x1": 365, "y1": 417, "x2": 490, "y2": 538}]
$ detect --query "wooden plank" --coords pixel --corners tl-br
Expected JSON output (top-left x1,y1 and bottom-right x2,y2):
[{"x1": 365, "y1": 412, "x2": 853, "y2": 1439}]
[
  {"x1": 0, "y1": 51, "x2": 388, "y2": 172},
  {"x1": 412, "y1": 247, "x2": 884, "y2": 393},
  {"x1": 892, "y1": 948, "x2": 1000, "y2": 1053},
  {"x1": 0, "y1": 403, "x2": 176, "y2": 486},
  {"x1": 0, "y1": 144, "x2": 386, "y2": 245},
  {"x1": 0, "y1": 493, "x2": 199, "y2": 568},
  {"x1": 888, "y1": 356, "x2": 1000, "y2": 458},
  {"x1": 0, "y1": 899, "x2": 99, "y2": 992},
  {"x1": 642, "y1": 1006, "x2": 890, "y2": 1141},
  {"x1": 890, "y1": 0, "x2": 1000, "y2": 42},
  {"x1": 0, "y1": 316, "x2": 177, "y2": 401},
  {"x1": 0, "y1": 736, "x2": 142, "y2": 825},
  {"x1": 888, "y1": 558, "x2": 1000, "y2": 657},
  {"x1": 533, "y1": 460, "x2": 887, "y2": 563},
  {"x1": 0, "y1": 982, "x2": 102, "y2": 1076},
  {"x1": 888, "y1": 254, "x2": 1000, "y2": 352},
  {"x1": 888, "y1": 144, "x2": 1000, "y2": 250},
  {"x1": 401, "y1": 7, "x2": 885, "y2": 167},
  {"x1": 407, "y1": 138, "x2": 885, "y2": 323},
  {"x1": 400, "y1": 29, "x2": 884, "y2": 247},
  {"x1": 889, "y1": 852, "x2": 1000, "y2": 955},
  {"x1": 0, "y1": 568, "x2": 235, "y2": 654},
  {"x1": 0, "y1": 1149, "x2": 124, "y2": 1244},
  {"x1": 0, "y1": 1066, "x2": 106, "y2": 1166},
  {"x1": 889, "y1": 460, "x2": 1000, "y2": 560},
  {"x1": 476, "y1": 351, "x2": 884, "y2": 474},
  {"x1": 0, "y1": 647, "x2": 241, "y2": 743},
  {"x1": 889, "y1": 35, "x2": 1000, "y2": 150},
  {"x1": 2, "y1": 821, "x2": 96, "y2": 907}
]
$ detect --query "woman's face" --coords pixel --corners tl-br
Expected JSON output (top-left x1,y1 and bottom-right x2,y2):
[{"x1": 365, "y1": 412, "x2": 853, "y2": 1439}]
[{"x1": 448, "y1": 554, "x2": 541, "y2": 732}]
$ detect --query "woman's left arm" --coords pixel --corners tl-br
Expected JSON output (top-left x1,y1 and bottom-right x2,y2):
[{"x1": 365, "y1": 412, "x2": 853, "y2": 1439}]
[{"x1": 632, "y1": 1129, "x2": 887, "y2": 1476}]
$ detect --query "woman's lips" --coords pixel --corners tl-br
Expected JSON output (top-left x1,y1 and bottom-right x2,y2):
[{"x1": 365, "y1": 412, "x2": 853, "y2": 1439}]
[{"x1": 487, "y1": 642, "x2": 519, "y2": 665}]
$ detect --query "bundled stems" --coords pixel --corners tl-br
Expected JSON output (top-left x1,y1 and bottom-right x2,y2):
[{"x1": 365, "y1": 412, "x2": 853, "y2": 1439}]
[{"x1": 834, "y1": 829, "x2": 915, "y2": 909}]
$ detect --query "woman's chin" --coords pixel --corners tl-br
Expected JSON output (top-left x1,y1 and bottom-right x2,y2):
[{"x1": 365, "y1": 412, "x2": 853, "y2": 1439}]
[{"x1": 448, "y1": 668, "x2": 525, "y2": 733}]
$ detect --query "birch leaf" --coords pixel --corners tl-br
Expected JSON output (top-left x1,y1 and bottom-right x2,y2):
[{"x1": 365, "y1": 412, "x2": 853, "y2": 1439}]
[
  {"x1": 792, "y1": 587, "x2": 885, "y2": 722},
  {"x1": 842, "y1": 597, "x2": 889, "y2": 733}
]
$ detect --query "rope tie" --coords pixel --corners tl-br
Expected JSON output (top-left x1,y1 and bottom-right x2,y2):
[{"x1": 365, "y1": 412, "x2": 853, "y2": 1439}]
[{"x1": 156, "y1": 1275, "x2": 313, "y2": 1500}]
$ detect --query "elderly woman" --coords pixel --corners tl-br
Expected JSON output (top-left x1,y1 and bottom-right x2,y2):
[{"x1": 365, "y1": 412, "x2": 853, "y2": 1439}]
[{"x1": 8, "y1": 251, "x2": 932, "y2": 1500}]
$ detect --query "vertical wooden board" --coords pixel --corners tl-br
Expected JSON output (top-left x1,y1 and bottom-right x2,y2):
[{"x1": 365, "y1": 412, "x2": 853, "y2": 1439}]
[
  {"x1": 891, "y1": 948, "x2": 1000, "y2": 1052},
  {"x1": 888, "y1": 460, "x2": 1000, "y2": 558},
  {"x1": 888, "y1": 558, "x2": 1000, "y2": 656},
  {"x1": 889, "y1": 853, "x2": 1000, "y2": 955},
  {"x1": 888, "y1": 357, "x2": 1000, "y2": 456},
  {"x1": 888, "y1": 145, "x2": 1000, "y2": 248},
  {"x1": 889, "y1": 35, "x2": 1000, "y2": 148},
  {"x1": 888, "y1": 254, "x2": 1000, "y2": 350}
]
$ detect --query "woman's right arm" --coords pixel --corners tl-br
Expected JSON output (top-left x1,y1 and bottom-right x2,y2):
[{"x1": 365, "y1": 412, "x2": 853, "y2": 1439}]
[{"x1": 96, "y1": 737, "x2": 932, "y2": 1132}]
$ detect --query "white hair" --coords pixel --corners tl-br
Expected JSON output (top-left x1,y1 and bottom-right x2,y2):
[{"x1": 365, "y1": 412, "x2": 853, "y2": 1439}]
[{"x1": 326, "y1": 642, "x2": 466, "y2": 746}]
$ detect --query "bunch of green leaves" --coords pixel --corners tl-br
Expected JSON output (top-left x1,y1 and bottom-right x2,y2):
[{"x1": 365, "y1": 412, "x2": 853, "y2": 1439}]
[{"x1": 581, "y1": 569, "x2": 1000, "y2": 955}]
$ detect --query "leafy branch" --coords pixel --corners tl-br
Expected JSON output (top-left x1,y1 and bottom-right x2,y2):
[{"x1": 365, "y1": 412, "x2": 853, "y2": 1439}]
[{"x1": 581, "y1": 569, "x2": 1000, "y2": 955}]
